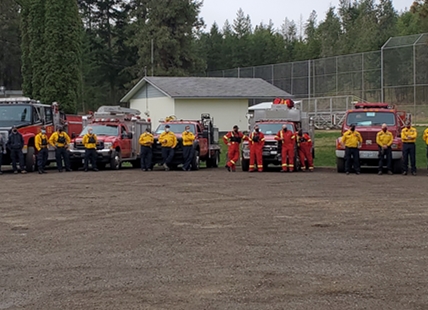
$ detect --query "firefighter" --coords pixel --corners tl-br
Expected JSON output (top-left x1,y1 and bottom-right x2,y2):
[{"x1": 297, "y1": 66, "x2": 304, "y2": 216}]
[
  {"x1": 0, "y1": 133, "x2": 5, "y2": 175},
  {"x1": 82, "y1": 127, "x2": 98, "y2": 172},
  {"x1": 248, "y1": 125, "x2": 265, "y2": 172},
  {"x1": 158, "y1": 124, "x2": 177, "y2": 171},
  {"x1": 274, "y1": 124, "x2": 296, "y2": 172},
  {"x1": 182, "y1": 125, "x2": 195, "y2": 171},
  {"x1": 35, "y1": 128, "x2": 49, "y2": 174},
  {"x1": 297, "y1": 130, "x2": 314, "y2": 172},
  {"x1": 423, "y1": 126, "x2": 428, "y2": 175},
  {"x1": 376, "y1": 123, "x2": 393, "y2": 175},
  {"x1": 223, "y1": 125, "x2": 246, "y2": 172},
  {"x1": 139, "y1": 127, "x2": 154, "y2": 171},
  {"x1": 49, "y1": 126, "x2": 71, "y2": 172},
  {"x1": 401, "y1": 121, "x2": 417, "y2": 176},
  {"x1": 6, "y1": 126, "x2": 26, "y2": 174},
  {"x1": 341, "y1": 124, "x2": 363, "y2": 175}
]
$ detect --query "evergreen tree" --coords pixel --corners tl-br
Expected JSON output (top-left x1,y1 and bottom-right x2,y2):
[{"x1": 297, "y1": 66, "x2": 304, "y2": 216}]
[
  {"x1": 317, "y1": 7, "x2": 342, "y2": 57},
  {"x1": 41, "y1": 0, "x2": 82, "y2": 113}
]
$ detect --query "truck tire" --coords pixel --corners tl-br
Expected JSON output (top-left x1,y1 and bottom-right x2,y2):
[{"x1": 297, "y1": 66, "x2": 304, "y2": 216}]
[
  {"x1": 241, "y1": 158, "x2": 249, "y2": 171},
  {"x1": 336, "y1": 157, "x2": 345, "y2": 173},
  {"x1": 110, "y1": 151, "x2": 122, "y2": 170},
  {"x1": 393, "y1": 159, "x2": 402, "y2": 174},
  {"x1": 25, "y1": 146, "x2": 35, "y2": 172},
  {"x1": 206, "y1": 151, "x2": 219, "y2": 168},
  {"x1": 191, "y1": 150, "x2": 200, "y2": 171}
]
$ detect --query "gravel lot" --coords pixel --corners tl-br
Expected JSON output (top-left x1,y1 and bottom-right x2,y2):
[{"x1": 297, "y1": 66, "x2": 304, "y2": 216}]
[{"x1": 1, "y1": 167, "x2": 428, "y2": 309}]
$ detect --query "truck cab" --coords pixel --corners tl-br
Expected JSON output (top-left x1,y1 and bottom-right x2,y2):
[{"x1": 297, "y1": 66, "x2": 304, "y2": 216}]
[
  {"x1": 335, "y1": 103, "x2": 407, "y2": 173},
  {"x1": 69, "y1": 106, "x2": 150, "y2": 170},
  {"x1": 152, "y1": 114, "x2": 221, "y2": 170}
]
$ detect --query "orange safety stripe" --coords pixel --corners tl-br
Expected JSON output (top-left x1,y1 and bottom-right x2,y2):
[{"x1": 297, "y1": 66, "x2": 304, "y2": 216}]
[
  {"x1": 230, "y1": 160, "x2": 236, "y2": 164},
  {"x1": 281, "y1": 163, "x2": 287, "y2": 167},
  {"x1": 249, "y1": 165, "x2": 255, "y2": 168},
  {"x1": 289, "y1": 164, "x2": 294, "y2": 167}
]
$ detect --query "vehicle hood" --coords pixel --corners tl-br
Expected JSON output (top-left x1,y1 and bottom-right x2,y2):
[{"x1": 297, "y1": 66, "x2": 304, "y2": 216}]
[{"x1": 74, "y1": 135, "x2": 117, "y2": 142}]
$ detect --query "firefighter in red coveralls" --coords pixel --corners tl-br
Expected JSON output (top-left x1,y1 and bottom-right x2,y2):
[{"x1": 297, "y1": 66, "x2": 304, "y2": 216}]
[
  {"x1": 223, "y1": 125, "x2": 246, "y2": 172},
  {"x1": 249, "y1": 125, "x2": 265, "y2": 172},
  {"x1": 297, "y1": 130, "x2": 314, "y2": 171},
  {"x1": 275, "y1": 124, "x2": 296, "y2": 172}
]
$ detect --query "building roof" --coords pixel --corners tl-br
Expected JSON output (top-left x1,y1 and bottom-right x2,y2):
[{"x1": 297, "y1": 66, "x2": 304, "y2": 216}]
[{"x1": 120, "y1": 77, "x2": 293, "y2": 102}]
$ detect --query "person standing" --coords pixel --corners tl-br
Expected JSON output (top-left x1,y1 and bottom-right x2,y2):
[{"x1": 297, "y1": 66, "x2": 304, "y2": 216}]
[
  {"x1": 49, "y1": 126, "x2": 71, "y2": 172},
  {"x1": 82, "y1": 127, "x2": 98, "y2": 172},
  {"x1": 341, "y1": 124, "x2": 363, "y2": 175},
  {"x1": 376, "y1": 123, "x2": 393, "y2": 175},
  {"x1": 139, "y1": 128, "x2": 154, "y2": 171},
  {"x1": 158, "y1": 124, "x2": 177, "y2": 171},
  {"x1": 223, "y1": 125, "x2": 246, "y2": 172},
  {"x1": 0, "y1": 134, "x2": 5, "y2": 175},
  {"x1": 297, "y1": 130, "x2": 314, "y2": 172},
  {"x1": 423, "y1": 126, "x2": 428, "y2": 175},
  {"x1": 182, "y1": 125, "x2": 195, "y2": 171},
  {"x1": 7, "y1": 126, "x2": 26, "y2": 174},
  {"x1": 401, "y1": 121, "x2": 417, "y2": 176},
  {"x1": 248, "y1": 125, "x2": 265, "y2": 172},
  {"x1": 35, "y1": 128, "x2": 49, "y2": 174},
  {"x1": 274, "y1": 124, "x2": 296, "y2": 172}
]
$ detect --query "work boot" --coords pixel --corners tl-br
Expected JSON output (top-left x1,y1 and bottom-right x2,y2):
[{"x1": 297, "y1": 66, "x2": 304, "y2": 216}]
[
  {"x1": 378, "y1": 171, "x2": 382, "y2": 175},
  {"x1": 38, "y1": 170, "x2": 43, "y2": 174},
  {"x1": 356, "y1": 172, "x2": 360, "y2": 175},
  {"x1": 163, "y1": 163, "x2": 169, "y2": 171},
  {"x1": 346, "y1": 172, "x2": 349, "y2": 175},
  {"x1": 66, "y1": 169, "x2": 72, "y2": 172},
  {"x1": 93, "y1": 168, "x2": 99, "y2": 172},
  {"x1": 0, "y1": 171, "x2": 3, "y2": 175},
  {"x1": 226, "y1": 166, "x2": 231, "y2": 172},
  {"x1": 388, "y1": 171, "x2": 393, "y2": 175},
  {"x1": 21, "y1": 170, "x2": 27, "y2": 174},
  {"x1": 14, "y1": 171, "x2": 18, "y2": 174},
  {"x1": 402, "y1": 171, "x2": 407, "y2": 175},
  {"x1": 412, "y1": 171, "x2": 416, "y2": 176}
]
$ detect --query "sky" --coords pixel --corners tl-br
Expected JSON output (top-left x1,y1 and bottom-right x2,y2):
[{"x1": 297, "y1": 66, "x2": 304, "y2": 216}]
[{"x1": 199, "y1": 0, "x2": 412, "y2": 32}]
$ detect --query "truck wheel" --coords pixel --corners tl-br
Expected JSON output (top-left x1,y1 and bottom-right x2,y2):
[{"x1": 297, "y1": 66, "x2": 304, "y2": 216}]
[
  {"x1": 110, "y1": 151, "x2": 122, "y2": 170},
  {"x1": 336, "y1": 157, "x2": 345, "y2": 173},
  {"x1": 25, "y1": 146, "x2": 35, "y2": 172},
  {"x1": 212, "y1": 151, "x2": 219, "y2": 168},
  {"x1": 191, "y1": 150, "x2": 200, "y2": 171},
  {"x1": 393, "y1": 159, "x2": 402, "y2": 174},
  {"x1": 241, "y1": 158, "x2": 249, "y2": 171}
]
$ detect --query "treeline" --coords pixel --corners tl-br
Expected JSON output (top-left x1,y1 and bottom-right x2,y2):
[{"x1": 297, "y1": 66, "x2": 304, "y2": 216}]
[{"x1": 1, "y1": 0, "x2": 428, "y2": 113}]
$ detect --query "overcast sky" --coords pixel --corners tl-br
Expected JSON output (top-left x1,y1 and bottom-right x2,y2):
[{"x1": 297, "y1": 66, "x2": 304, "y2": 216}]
[{"x1": 199, "y1": 0, "x2": 412, "y2": 31}]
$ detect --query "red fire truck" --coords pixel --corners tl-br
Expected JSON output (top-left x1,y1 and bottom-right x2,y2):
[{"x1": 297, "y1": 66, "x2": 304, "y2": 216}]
[
  {"x1": 335, "y1": 102, "x2": 409, "y2": 173},
  {"x1": 0, "y1": 97, "x2": 83, "y2": 171}
]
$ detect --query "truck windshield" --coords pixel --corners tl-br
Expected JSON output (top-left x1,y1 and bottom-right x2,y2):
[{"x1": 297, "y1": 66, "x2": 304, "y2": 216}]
[
  {"x1": 346, "y1": 112, "x2": 395, "y2": 126},
  {"x1": 0, "y1": 105, "x2": 32, "y2": 127},
  {"x1": 257, "y1": 123, "x2": 294, "y2": 135},
  {"x1": 155, "y1": 124, "x2": 196, "y2": 134},
  {"x1": 80, "y1": 125, "x2": 118, "y2": 136}
]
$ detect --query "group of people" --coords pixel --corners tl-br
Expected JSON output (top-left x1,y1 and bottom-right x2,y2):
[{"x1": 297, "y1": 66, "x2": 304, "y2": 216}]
[
  {"x1": 223, "y1": 124, "x2": 314, "y2": 172},
  {"x1": 138, "y1": 124, "x2": 196, "y2": 171},
  {"x1": 0, "y1": 126, "x2": 102, "y2": 174},
  {"x1": 341, "y1": 121, "x2": 428, "y2": 175}
]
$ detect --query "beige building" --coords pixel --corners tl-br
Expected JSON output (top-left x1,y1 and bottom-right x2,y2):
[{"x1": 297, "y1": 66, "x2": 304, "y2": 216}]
[{"x1": 120, "y1": 77, "x2": 292, "y2": 132}]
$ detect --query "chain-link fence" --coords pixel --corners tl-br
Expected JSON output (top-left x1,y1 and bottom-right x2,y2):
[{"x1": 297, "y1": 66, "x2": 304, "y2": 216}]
[{"x1": 207, "y1": 33, "x2": 428, "y2": 124}]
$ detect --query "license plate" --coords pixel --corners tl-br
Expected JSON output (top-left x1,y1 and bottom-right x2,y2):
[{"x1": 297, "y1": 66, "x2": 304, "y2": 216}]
[
  {"x1": 270, "y1": 151, "x2": 277, "y2": 155},
  {"x1": 360, "y1": 151, "x2": 378, "y2": 158}
]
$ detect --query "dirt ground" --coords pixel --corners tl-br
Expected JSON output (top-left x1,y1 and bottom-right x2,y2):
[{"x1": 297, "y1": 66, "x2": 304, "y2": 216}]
[{"x1": 1, "y1": 166, "x2": 428, "y2": 310}]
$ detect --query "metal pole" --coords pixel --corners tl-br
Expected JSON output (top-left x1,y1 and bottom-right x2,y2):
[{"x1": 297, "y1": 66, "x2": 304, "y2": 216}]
[
  {"x1": 336, "y1": 56, "x2": 338, "y2": 96},
  {"x1": 380, "y1": 37, "x2": 392, "y2": 102},
  {"x1": 151, "y1": 39, "x2": 154, "y2": 76},
  {"x1": 271, "y1": 64, "x2": 274, "y2": 85},
  {"x1": 413, "y1": 43, "x2": 417, "y2": 119},
  {"x1": 291, "y1": 62, "x2": 294, "y2": 95},
  {"x1": 361, "y1": 53, "x2": 365, "y2": 100},
  {"x1": 308, "y1": 60, "x2": 311, "y2": 99}
]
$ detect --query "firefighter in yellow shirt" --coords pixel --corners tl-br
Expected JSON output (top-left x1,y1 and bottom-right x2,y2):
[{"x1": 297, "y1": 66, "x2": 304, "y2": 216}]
[
  {"x1": 49, "y1": 126, "x2": 71, "y2": 172},
  {"x1": 139, "y1": 128, "x2": 154, "y2": 171},
  {"x1": 401, "y1": 121, "x2": 417, "y2": 175},
  {"x1": 35, "y1": 128, "x2": 49, "y2": 174},
  {"x1": 341, "y1": 124, "x2": 363, "y2": 175},
  {"x1": 423, "y1": 127, "x2": 428, "y2": 174},
  {"x1": 181, "y1": 125, "x2": 195, "y2": 171},
  {"x1": 376, "y1": 123, "x2": 393, "y2": 175},
  {"x1": 82, "y1": 127, "x2": 98, "y2": 172},
  {"x1": 158, "y1": 124, "x2": 177, "y2": 171}
]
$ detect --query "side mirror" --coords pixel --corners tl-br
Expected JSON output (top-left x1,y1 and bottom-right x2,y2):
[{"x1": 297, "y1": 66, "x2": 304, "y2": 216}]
[
  {"x1": 127, "y1": 132, "x2": 133, "y2": 139},
  {"x1": 202, "y1": 130, "x2": 208, "y2": 138},
  {"x1": 71, "y1": 132, "x2": 76, "y2": 139}
]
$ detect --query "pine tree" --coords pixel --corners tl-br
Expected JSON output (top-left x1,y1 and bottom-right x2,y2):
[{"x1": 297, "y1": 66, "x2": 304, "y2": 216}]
[{"x1": 41, "y1": 0, "x2": 82, "y2": 113}]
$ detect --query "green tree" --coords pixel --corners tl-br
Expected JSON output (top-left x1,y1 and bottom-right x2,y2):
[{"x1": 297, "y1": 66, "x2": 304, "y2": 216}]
[
  {"x1": 40, "y1": 0, "x2": 82, "y2": 113},
  {"x1": 317, "y1": 7, "x2": 342, "y2": 57}
]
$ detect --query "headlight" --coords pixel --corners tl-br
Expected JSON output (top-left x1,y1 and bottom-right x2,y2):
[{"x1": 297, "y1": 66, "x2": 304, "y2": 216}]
[
  {"x1": 104, "y1": 142, "x2": 113, "y2": 149},
  {"x1": 391, "y1": 143, "x2": 397, "y2": 149}
]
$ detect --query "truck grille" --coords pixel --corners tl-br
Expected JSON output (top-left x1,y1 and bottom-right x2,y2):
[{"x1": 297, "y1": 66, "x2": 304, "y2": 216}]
[
  {"x1": 360, "y1": 132, "x2": 377, "y2": 144},
  {"x1": 74, "y1": 141, "x2": 104, "y2": 150}
]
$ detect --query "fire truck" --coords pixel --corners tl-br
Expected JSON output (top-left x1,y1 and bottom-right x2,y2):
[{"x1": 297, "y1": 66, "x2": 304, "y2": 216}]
[
  {"x1": 0, "y1": 97, "x2": 82, "y2": 172},
  {"x1": 336, "y1": 102, "x2": 409, "y2": 173},
  {"x1": 151, "y1": 114, "x2": 221, "y2": 170},
  {"x1": 68, "y1": 106, "x2": 151, "y2": 170},
  {"x1": 241, "y1": 99, "x2": 314, "y2": 171}
]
